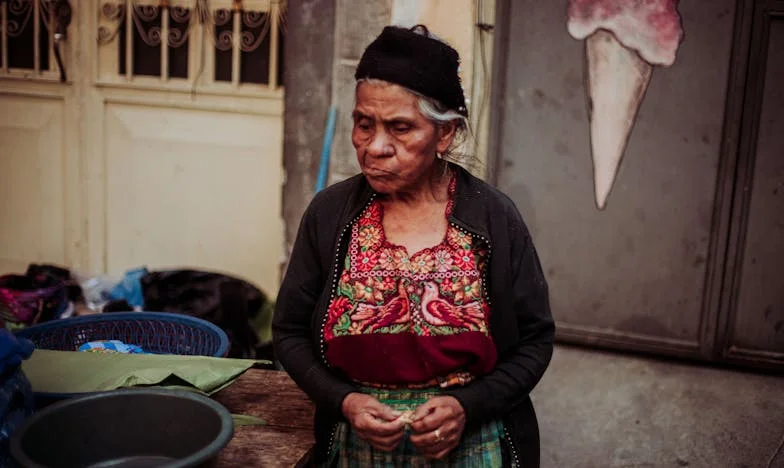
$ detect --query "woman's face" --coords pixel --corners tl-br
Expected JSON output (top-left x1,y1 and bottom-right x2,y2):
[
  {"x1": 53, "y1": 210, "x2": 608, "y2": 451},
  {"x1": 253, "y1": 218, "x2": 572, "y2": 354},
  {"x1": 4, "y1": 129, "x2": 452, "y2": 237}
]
[{"x1": 352, "y1": 81, "x2": 454, "y2": 195}]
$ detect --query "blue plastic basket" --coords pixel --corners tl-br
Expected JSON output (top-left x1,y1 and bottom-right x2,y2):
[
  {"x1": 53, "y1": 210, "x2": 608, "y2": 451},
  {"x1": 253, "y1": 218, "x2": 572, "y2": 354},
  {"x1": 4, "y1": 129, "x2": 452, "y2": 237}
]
[{"x1": 14, "y1": 312, "x2": 229, "y2": 358}]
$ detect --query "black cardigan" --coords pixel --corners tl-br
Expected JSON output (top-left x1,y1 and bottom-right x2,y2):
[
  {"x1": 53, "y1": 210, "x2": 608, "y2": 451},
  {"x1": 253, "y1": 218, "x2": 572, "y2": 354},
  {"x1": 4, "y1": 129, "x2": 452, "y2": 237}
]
[{"x1": 272, "y1": 165, "x2": 555, "y2": 466}]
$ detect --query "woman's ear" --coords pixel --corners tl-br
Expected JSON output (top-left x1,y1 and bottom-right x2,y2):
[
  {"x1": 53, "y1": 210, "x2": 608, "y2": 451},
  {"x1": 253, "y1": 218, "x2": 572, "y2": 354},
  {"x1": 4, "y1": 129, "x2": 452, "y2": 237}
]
[{"x1": 436, "y1": 121, "x2": 457, "y2": 154}]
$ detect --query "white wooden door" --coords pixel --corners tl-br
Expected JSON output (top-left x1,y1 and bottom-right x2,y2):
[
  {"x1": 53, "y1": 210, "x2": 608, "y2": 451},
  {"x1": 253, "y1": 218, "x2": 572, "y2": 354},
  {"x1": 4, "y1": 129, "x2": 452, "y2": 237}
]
[
  {"x1": 0, "y1": 0, "x2": 286, "y2": 297},
  {"x1": 0, "y1": 0, "x2": 81, "y2": 276}
]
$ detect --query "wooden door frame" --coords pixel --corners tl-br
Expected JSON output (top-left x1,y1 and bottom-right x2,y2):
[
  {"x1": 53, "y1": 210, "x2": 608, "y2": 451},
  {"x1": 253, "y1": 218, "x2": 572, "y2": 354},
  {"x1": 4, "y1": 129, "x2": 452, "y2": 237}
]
[
  {"x1": 484, "y1": 0, "x2": 509, "y2": 188},
  {"x1": 716, "y1": 0, "x2": 784, "y2": 369},
  {"x1": 486, "y1": 0, "x2": 770, "y2": 367}
]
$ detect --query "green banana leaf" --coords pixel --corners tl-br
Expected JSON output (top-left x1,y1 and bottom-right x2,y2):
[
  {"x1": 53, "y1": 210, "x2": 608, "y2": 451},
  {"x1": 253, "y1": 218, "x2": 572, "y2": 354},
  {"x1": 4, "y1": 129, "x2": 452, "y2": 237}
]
[
  {"x1": 232, "y1": 414, "x2": 267, "y2": 426},
  {"x1": 22, "y1": 349, "x2": 271, "y2": 396}
]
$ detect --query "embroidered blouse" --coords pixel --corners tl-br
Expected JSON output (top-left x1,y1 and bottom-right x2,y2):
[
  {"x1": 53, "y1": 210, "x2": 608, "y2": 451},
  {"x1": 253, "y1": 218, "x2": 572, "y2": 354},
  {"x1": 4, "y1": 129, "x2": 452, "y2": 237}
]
[{"x1": 323, "y1": 178, "x2": 497, "y2": 388}]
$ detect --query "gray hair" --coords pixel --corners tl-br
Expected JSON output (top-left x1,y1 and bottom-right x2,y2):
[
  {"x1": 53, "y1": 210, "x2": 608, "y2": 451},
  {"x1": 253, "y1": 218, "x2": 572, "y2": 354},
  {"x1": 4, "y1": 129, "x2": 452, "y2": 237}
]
[
  {"x1": 356, "y1": 78, "x2": 476, "y2": 171},
  {"x1": 415, "y1": 90, "x2": 472, "y2": 166}
]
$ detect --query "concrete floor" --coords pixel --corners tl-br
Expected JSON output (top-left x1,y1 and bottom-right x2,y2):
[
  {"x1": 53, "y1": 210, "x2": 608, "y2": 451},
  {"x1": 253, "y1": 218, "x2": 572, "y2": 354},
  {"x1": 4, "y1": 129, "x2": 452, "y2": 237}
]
[{"x1": 531, "y1": 345, "x2": 784, "y2": 468}]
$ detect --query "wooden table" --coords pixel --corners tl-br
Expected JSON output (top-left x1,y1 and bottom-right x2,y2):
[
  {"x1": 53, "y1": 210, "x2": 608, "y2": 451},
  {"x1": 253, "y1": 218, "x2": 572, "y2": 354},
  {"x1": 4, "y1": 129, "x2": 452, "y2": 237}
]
[{"x1": 212, "y1": 369, "x2": 315, "y2": 467}]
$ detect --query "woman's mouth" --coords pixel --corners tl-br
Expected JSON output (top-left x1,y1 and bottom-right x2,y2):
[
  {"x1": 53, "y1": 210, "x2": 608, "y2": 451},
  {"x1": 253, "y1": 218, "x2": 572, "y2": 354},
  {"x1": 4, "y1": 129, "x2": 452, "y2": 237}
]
[{"x1": 363, "y1": 167, "x2": 394, "y2": 178}]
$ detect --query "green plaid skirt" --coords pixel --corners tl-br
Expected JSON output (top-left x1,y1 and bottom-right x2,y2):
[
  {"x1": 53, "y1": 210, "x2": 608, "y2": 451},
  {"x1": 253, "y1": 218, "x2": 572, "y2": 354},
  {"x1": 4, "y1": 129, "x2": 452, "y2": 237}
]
[{"x1": 327, "y1": 387, "x2": 505, "y2": 467}]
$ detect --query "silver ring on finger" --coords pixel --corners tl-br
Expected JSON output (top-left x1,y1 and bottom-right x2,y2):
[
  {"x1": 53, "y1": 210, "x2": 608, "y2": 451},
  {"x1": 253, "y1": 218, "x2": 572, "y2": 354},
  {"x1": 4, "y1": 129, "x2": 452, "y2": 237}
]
[{"x1": 434, "y1": 428, "x2": 444, "y2": 443}]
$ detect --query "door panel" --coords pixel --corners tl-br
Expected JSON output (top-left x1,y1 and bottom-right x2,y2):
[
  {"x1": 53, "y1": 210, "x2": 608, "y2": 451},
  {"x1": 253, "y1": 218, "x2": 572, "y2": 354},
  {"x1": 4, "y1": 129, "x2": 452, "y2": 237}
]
[
  {"x1": 492, "y1": 0, "x2": 736, "y2": 357},
  {"x1": 725, "y1": 11, "x2": 784, "y2": 365},
  {"x1": 0, "y1": 96, "x2": 67, "y2": 273},
  {"x1": 104, "y1": 102, "x2": 283, "y2": 295}
]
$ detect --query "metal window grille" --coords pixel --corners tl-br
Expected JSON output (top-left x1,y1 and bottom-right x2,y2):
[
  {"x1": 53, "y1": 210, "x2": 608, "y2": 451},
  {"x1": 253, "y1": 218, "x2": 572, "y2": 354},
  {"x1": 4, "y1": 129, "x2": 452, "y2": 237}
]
[
  {"x1": 97, "y1": 0, "x2": 286, "y2": 92},
  {"x1": 0, "y1": 0, "x2": 62, "y2": 80}
]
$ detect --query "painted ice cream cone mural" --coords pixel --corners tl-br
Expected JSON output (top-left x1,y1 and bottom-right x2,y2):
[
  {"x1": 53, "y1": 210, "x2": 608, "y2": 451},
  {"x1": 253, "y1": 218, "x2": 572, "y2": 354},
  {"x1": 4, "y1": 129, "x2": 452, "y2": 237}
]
[{"x1": 567, "y1": 0, "x2": 684, "y2": 209}]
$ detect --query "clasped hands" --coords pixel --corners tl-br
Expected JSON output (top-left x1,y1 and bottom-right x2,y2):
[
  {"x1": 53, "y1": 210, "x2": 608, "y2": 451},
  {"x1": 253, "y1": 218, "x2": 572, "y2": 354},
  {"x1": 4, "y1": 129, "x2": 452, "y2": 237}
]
[{"x1": 341, "y1": 392, "x2": 466, "y2": 460}]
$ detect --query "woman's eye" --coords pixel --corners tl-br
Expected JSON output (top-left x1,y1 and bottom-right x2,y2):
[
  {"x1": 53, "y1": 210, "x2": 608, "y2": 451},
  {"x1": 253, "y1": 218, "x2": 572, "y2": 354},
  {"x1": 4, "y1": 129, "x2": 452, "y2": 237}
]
[
  {"x1": 392, "y1": 125, "x2": 410, "y2": 134},
  {"x1": 356, "y1": 122, "x2": 371, "y2": 131}
]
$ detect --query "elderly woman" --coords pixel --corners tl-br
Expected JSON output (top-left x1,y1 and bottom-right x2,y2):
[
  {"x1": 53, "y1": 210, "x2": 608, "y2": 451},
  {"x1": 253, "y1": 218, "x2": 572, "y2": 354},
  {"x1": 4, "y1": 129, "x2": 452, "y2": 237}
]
[{"x1": 273, "y1": 25, "x2": 554, "y2": 467}]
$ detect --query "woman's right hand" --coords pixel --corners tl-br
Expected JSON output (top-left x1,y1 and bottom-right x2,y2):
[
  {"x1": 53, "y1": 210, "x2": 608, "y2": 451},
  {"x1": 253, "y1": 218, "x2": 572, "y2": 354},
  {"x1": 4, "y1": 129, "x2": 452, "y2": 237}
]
[{"x1": 341, "y1": 392, "x2": 407, "y2": 452}]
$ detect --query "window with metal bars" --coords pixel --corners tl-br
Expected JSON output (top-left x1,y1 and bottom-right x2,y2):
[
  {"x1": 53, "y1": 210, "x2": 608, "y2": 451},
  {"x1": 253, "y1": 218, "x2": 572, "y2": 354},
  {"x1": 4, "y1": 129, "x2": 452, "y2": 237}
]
[
  {"x1": 97, "y1": 0, "x2": 286, "y2": 91},
  {"x1": 0, "y1": 0, "x2": 62, "y2": 80}
]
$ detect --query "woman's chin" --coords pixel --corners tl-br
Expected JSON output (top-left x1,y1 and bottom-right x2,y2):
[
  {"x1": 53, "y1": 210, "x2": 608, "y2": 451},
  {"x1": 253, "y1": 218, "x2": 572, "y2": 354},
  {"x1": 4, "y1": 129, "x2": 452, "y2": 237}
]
[{"x1": 363, "y1": 174, "x2": 397, "y2": 194}]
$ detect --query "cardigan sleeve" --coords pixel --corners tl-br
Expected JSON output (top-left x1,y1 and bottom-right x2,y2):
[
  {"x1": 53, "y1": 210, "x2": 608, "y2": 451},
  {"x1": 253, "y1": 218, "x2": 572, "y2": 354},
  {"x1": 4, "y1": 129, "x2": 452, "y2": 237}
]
[
  {"x1": 444, "y1": 202, "x2": 555, "y2": 427},
  {"x1": 272, "y1": 200, "x2": 358, "y2": 420}
]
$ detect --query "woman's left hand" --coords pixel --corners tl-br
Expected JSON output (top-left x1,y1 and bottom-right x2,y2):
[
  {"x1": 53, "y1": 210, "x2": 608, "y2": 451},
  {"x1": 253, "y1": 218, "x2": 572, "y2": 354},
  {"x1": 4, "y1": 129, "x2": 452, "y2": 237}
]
[{"x1": 409, "y1": 396, "x2": 466, "y2": 459}]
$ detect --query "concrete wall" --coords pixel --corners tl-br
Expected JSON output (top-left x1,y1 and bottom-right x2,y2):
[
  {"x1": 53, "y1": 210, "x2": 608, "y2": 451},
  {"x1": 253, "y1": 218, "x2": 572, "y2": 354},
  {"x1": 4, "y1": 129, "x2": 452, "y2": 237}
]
[
  {"x1": 281, "y1": 0, "x2": 336, "y2": 265},
  {"x1": 327, "y1": 0, "x2": 395, "y2": 184}
]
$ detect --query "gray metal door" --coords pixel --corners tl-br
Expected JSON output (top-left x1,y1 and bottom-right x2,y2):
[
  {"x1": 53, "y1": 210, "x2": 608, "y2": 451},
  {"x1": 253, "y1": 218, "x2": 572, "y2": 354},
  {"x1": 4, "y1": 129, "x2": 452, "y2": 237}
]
[{"x1": 488, "y1": 0, "x2": 783, "y2": 370}]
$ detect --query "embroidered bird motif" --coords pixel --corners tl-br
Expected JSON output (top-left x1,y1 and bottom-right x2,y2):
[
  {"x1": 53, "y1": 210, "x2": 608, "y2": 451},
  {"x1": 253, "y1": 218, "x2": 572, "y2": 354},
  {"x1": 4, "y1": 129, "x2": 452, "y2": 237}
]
[
  {"x1": 420, "y1": 281, "x2": 485, "y2": 329},
  {"x1": 349, "y1": 282, "x2": 411, "y2": 332}
]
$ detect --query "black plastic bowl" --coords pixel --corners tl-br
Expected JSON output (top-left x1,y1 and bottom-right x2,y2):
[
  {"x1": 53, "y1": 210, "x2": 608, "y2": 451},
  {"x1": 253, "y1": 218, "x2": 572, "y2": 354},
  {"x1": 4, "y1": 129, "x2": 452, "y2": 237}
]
[{"x1": 10, "y1": 389, "x2": 234, "y2": 468}]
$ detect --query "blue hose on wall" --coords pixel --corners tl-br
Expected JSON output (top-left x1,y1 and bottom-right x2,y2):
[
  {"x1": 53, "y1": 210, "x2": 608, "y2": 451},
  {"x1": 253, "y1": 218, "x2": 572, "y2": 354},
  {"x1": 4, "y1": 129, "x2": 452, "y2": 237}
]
[{"x1": 315, "y1": 106, "x2": 338, "y2": 193}]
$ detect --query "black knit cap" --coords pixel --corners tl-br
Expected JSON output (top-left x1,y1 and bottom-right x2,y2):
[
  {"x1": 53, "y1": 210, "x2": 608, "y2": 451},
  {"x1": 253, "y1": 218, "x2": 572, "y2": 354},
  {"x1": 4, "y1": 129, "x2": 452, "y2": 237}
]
[{"x1": 355, "y1": 25, "x2": 468, "y2": 117}]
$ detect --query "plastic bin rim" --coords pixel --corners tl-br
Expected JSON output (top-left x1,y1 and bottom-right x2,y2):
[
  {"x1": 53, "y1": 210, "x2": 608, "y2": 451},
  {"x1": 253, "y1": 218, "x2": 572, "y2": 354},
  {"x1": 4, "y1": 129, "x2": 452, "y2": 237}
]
[
  {"x1": 9, "y1": 388, "x2": 235, "y2": 468},
  {"x1": 13, "y1": 311, "x2": 230, "y2": 358}
]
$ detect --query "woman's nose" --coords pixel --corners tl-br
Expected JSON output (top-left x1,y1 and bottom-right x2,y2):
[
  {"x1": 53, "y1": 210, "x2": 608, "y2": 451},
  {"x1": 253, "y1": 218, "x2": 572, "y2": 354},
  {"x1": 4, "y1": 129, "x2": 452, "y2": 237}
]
[{"x1": 367, "y1": 130, "x2": 393, "y2": 157}]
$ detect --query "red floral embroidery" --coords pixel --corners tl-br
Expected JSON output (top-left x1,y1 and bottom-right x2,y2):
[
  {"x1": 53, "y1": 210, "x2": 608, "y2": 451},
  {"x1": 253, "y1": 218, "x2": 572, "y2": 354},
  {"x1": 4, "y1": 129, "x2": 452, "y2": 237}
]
[
  {"x1": 360, "y1": 202, "x2": 383, "y2": 226},
  {"x1": 354, "y1": 277, "x2": 385, "y2": 303},
  {"x1": 328, "y1": 296, "x2": 351, "y2": 319},
  {"x1": 325, "y1": 174, "x2": 490, "y2": 341},
  {"x1": 410, "y1": 252, "x2": 436, "y2": 274},
  {"x1": 325, "y1": 296, "x2": 352, "y2": 340},
  {"x1": 452, "y1": 276, "x2": 481, "y2": 304},
  {"x1": 380, "y1": 275, "x2": 397, "y2": 292},
  {"x1": 433, "y1": 249, "x2": 453, "y2": 272},
  {"x1": 447, "y1": 228, "x2": 472, "y2": 251},
  {"x1": 453, "y1": 250, "x2": 475, "y2": 270},
  {"x1": 393, "y1": 249, "x2": 412, "y2": 273},
  {"x1": 356, "y1": 250, "x2": 379, "y2": 272},
  {"x1": 339, "y1": 271, "x2": 351, "y2": 285},
  {"x1": 378, "y1": 250, "x2": 397, "y2": 271},
  {"x1": 358, "y1": 224, "x2": 382, "y2": 250}
]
